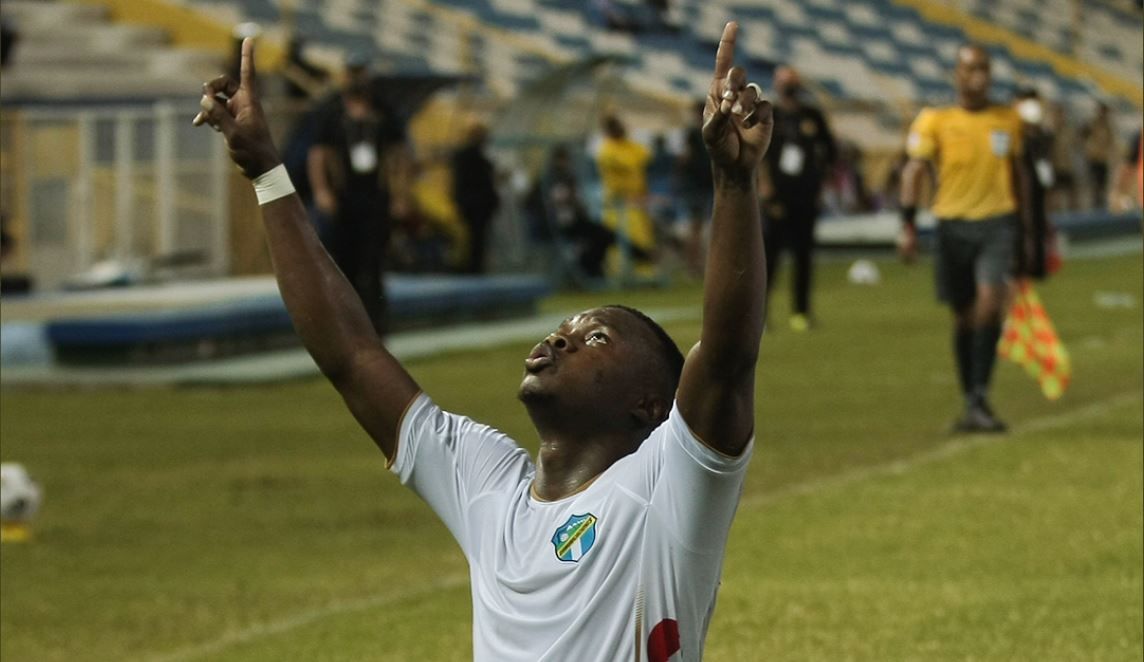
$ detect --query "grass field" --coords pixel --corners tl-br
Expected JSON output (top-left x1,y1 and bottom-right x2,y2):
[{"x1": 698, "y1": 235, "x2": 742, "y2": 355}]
[{"x1": 1, "y1": 253, "x2": 1141, "y2": 661}]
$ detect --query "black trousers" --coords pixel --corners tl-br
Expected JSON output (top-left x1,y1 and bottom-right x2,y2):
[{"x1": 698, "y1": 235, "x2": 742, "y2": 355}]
[
  {"x1": 332, "y1": 195, "x2": 389, "y2": 335},
  {"x1": 462, "y1": 209, "x2": 494, "y2": 275},
  {"x1": 764, "y1": 201, "x2": 817, "y2": 316}
]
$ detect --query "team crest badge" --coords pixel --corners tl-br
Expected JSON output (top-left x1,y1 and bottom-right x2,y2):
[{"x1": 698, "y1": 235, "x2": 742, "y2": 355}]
[
  {"x1": 989, "y1": 129, "x2": 1011, "y2": 157},
  {"x1": 552, "y1": 513, "x2": 598, "y2": 563}
]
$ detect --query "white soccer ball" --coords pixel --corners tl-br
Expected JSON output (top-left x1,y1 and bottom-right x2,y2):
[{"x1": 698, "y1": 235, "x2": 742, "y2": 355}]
[
  {"x1": 0, "y1": 463, "x2": 42, "y2": 522},
  {"x1": 847, "y1": 259, "x2": 881, "y2": 285}
]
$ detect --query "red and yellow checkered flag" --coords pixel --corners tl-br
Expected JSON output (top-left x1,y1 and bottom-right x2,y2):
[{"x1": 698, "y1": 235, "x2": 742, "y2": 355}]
[{"x1": 998, "y1": 279, "x2": 1071, "y2": 400}]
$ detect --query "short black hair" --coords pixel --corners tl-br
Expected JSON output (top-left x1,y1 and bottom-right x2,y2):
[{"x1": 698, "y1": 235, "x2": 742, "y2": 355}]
[
  {"x1": 604, "y1": 305, "x2": 685, "y2": 394},
  {"x1": 957, "y1": 42, "x2": 989, "y2": 61}
]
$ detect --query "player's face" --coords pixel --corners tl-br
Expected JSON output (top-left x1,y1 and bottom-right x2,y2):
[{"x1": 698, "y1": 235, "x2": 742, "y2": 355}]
[
  {"x1": 518, "y1": 308, "x2": 658, "y2": 413},
  {"x1": 955, "y1": 47, "x2": 991, "y2": 100}
]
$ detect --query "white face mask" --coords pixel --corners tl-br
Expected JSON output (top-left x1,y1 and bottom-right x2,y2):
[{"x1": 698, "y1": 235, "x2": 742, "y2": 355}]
[{"x1": 1016, "y1": 98, "x2": 1044, "y2": 125}]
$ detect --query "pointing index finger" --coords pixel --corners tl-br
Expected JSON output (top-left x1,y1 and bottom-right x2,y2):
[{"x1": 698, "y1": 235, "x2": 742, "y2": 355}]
[
  {"x1": 240, "y1": 37, "x2": 256, "y2": 91},
  {"x1": 712, "y1": 22, "x2": 738, "y2": 80}
]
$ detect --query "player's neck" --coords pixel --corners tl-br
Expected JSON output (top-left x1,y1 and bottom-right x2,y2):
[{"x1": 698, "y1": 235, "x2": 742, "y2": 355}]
[
  {"x1": 958, "y1": 94, "x2": 989, "y2": 112},
  {"x1": 528, "y1": 412, "x2": 640, "y2": 501},
  {"x1": 532, "y1": 435, "x2": 634, "y2": 501}
]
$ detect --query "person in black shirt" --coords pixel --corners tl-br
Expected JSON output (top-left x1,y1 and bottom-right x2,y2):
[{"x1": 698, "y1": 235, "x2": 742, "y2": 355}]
[
  {"x1": 760, "y1": 66, "x2": 836, "y2": 332},
  {"x1": 307, "y1": 58, "x2": 411, "y2": 334},
  {"x1": 676, "y1": 101, "x2": 714, "y2": 274},
  {"x1": 451, "y1": 121, "x2": 500, "y2": 274},
  {"x1": 1013, "y1": 87, "x2": 1052, "y2": 280}
]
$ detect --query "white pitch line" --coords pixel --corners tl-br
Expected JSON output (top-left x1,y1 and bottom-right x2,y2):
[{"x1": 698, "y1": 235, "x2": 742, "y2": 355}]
[
  {"x1": 143, "y1": 391, "x2": 1141, "y2": 661},
  {"x1": 145, "y1": 573, "x2": 469, "y2": 662},
  {"x1": 739, "y1": 390, "x2": 1144, "y2": 510}
]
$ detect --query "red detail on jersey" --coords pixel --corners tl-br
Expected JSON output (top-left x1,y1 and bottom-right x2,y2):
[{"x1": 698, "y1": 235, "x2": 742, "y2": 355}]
[{"x1": 648, "y1": 618, "x2": 681, "y2": 662}]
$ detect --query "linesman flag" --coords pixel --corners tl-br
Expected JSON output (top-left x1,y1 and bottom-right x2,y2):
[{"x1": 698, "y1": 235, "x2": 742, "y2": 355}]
[{"x1": 998, "y1": 279, "x2": 1071, "y2": 400}]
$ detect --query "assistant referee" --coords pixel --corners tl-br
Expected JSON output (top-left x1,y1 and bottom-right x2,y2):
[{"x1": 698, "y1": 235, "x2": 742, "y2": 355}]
[{"x1": 899, "y1": 44, "x2": 1031, "y2": 433}]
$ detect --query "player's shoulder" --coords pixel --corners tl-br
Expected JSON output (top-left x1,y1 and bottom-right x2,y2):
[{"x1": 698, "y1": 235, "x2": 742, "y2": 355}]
[
  {"x1": 985, "y1": 104, "x2": 1020, "y2": 121},
  {"x1": 911, "y1": 105, "x2": 948, "y2": 127}
]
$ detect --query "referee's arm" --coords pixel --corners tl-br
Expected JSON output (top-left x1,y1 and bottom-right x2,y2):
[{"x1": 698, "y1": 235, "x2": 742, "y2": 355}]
[
  {"x1": 194, "y1": 38, "x2": 420, "y2": 462},
  {"x1": 898, "y1": 157, "x2": 930, "y2": 262}
]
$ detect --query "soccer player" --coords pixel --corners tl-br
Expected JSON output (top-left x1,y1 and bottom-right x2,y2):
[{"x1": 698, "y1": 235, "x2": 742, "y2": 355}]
[
  {"x1": 899, "y1": 44, "x2": 1031, "y2": 433},
  {"x1": 194, "y1": 22, "x2": 770, "y2": 661}
]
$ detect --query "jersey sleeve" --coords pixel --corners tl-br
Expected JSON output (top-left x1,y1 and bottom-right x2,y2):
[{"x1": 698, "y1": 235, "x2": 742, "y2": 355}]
[
  {"x1": 906, "y1": 108, "x2": 938, "y2": 160},
  {"x1": 631, "y1": 402, "x2": 755, "y2": 554},
  {"x1": 390, "y1": 393, "x2": 533, "y2": 557}
]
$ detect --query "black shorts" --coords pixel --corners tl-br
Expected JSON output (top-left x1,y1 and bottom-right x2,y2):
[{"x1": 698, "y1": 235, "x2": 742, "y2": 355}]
[{"x1": 934, "y1": 214, "x2": 1015, "y2": 309}]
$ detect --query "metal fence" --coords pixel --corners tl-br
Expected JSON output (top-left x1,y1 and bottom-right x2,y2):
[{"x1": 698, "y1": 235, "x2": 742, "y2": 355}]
[{"x1": 1, "y1": 102, "x2": 232, "y2": 290}]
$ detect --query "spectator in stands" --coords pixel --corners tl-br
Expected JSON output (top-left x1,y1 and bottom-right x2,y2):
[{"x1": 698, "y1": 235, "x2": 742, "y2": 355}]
[
  {"x1": 451, "y1": 120, "x2": 501, "y2": 274},
  {"x1": 590, "y1": 0, "x2": 640, "y2": 32},
  {"x1": 1, "y1": 15, "x2": 19, "y2": 68},
  {"x1": 1013, "y1": 87, "x2": 1052, "y2": 280},
  {"x1": 676, "y1": 101, "x2": 713, "y2": 275},
  {"x1": 307, "y1": 55, "x2": 413, "y2": 334},
  {"x1": 596, "y1": 114, "x2": 656, "y2": 274},
  {"x1": 899, "y1": 44, "x2": 1032, "y2": 434},
  {"x1": 1109, "y1": 127, "x2": 1143, "y2": 212},
  {"x1": 759, "y1": 65, "x2": 837, "y2": 332},
  {"x1": 822, "y1": 140, "x2": 873, "y2": 216},
  {"x1": 879, "y1": 149, "x2": 911, "y2": 212},
  {"x1": 1082, "y1": 101, "x2": 1114, "y2": 209},
  {"x1": 0, "y1": 212, "x2": 12, "y2": 262},
  {"x1": 646, "y1": 134, "x2": 677, "y2": 232},
  {"x1": 1046, "y1": 102, "x2": 1079, "y2": 212}
]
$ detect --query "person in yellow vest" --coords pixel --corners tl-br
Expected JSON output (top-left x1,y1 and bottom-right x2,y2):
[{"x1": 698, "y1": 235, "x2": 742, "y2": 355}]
[
  {"x1": 1109, "y1": 127, "x2": 1142, "y2": 212},
  {"x1": 596, "y1": 115, "x2": 656, "y2": 275},
  {"x1": 899, "y1": 44, "x2": 1032, "y2": 434}
]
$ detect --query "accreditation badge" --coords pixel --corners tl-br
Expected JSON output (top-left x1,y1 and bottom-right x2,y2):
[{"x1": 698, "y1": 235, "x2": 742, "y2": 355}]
[
  {"x1": 989, "y1": 130, "x2": 1012, "y2": 157},
  {"x1": 1035, "y1": 159, "x2": 1055, "y2": 187},
  {"x1": 779, "y1": 144, "x2": 805, "y2": 175},
  {"x1": 350, "y1": 141, "x2": 378, "y2": 173}
]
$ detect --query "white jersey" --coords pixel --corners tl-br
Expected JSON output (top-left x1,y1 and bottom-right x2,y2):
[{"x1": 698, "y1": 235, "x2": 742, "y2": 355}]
[{"x1": 391, "y1": 393, "x2": 753, "y2": 661}]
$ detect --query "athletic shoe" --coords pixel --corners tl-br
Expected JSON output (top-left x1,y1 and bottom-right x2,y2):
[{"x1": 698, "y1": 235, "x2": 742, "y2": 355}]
[{"x1": 950, "y1": 404, "x2": 1008, "y2": 434}]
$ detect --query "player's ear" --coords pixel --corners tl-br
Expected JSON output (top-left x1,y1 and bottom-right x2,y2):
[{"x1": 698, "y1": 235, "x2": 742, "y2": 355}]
[{"x1": 631, "y1": 395, "x2": 669, "y2": 430}]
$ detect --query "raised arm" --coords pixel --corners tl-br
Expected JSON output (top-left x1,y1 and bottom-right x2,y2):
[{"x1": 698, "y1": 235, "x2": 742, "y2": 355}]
[
  {"x1": 193, "y1": 39, "x2": 419, "y2": 460},
  {"x1": 676, "y1": 22, "x2": 772, "y2": 456}
]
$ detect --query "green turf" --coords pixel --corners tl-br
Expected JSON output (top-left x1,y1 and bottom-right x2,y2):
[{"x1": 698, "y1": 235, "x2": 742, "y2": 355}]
[{"x1": 1, "y1": 254, "x2": 1141, "y2": 661}]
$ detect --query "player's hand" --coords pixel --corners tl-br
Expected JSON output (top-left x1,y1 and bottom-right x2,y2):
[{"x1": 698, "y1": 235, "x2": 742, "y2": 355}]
[
  {"x1": 390, "y1": 196, "x2": 411, "y2": 221},
  {"x1": 315, "y1": 189, "x2": 338, "y2": 216},
  {"x1": 192, "y1": 38, "x2": 280, "y2": 179},
  {"x1": 702, "y1": 22, "x2": 773, "y2": 176},
  {"x1": 897, "y1": 225, "x2": 918, "y2": 264}
]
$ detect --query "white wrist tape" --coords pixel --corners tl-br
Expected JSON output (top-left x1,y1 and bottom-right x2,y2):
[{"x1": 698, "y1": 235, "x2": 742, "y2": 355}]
[{"x1": 252, "y1": 164, "x2": 296, "y2": 205}]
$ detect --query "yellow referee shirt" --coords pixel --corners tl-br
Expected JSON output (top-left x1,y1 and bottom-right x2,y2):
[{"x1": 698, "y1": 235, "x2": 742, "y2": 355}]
[{"x1": 907, "y1": 105, "x2": 1023, "y2": 220}]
